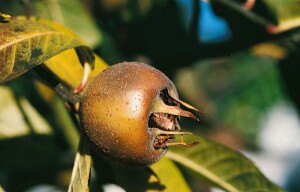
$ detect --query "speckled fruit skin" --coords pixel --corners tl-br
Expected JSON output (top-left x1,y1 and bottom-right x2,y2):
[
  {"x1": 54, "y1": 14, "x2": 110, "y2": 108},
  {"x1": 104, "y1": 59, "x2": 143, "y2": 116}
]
[{"x1": 79, "y1": 62, "x2": 179, "y2": 167}]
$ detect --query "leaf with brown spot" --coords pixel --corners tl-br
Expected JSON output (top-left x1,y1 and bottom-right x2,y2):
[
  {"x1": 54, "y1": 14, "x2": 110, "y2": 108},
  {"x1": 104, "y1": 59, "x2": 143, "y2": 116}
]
[{"x1": 0, "y1": 19, "x2": 87, "y2": 83}]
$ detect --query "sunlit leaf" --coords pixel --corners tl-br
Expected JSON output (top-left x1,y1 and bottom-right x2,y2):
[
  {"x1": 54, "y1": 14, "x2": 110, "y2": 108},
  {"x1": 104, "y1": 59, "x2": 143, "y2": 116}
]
[
  {"x1": 16, "y1": 16, "x2": 84, "y2": 43},
  {"x1": 15, "y1": 17, "x2": 108, "y2": 89},
  {"x1": 18, "y1": 97, "x2": 53, "y2": 135},
  {"x1": 0, "y1": 19, "x2": 83, "y2": 83},
  {"x1": 0, "y1": 86, "x2": 62, "y2": 190},
  {"x1": 251, "y1": 43, "x2": 287, "y2": 60},
  {"x1": 113, "y1": 157, "x2": 191, "y2": 192},
  {"x1": 262, "y1": 0, "x2": 300, "y2": 33},
  {"x1": 44, "y1": 49, "x2": 108, "y2": 89},
  {"x1": 0, "y1": 184, "x2": 4, "y2": 192},
  {"x1": 113, "y1": 167, "x2": 165, "y2": 191},
  {"x1": 34, "y1": 80, "x2": 56, "y2": 102},
  {"x1": 0, "y1": 86, "x2": 31, "y2": 138},
  {"x1": 0, "y1": 0, "x2": 102, "y2": 48},
  {"x1": 151, "y1": 158, "x2": 191, "y2": 192},
  {"x1": 167, "y1": 135, "x2": 285, "y2": 192},
  {"x1": 0, "y1": 86, "x2": 52, "y2": 139},
  {"x1": 68, "y1": 135, "x2": 92, "y2": 192}
]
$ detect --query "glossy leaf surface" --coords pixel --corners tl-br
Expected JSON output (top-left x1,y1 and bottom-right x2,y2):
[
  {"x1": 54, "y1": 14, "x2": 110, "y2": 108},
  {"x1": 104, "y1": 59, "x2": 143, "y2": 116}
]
[
  {"x1": 113, "y1": 157, "x2": 191, "y2": 192},
  {"x1": 0, "y1": 19, "x2": 82, "y2": 83},
  {"x1": 151, "y1": 157, "x2": 192, "y2": 192},
  {"x1": 167, "y1": 135, "x2": 285, "y2": 192},
  {"x1": 18, "y1": 17, "x2": 108, "y2": 89},
  {"x1": 45, "y1": 50, "x2": 108, "y2": 89},
  {"x1": 0, "y1": 0, "x2": 101, "y2": 48}
]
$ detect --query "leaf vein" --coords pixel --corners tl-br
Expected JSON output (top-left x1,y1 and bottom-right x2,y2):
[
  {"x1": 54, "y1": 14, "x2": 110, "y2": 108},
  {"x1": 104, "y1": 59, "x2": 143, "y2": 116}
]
[{"x1": 166, "y1": 151, "x2": 239, "y2": 192}]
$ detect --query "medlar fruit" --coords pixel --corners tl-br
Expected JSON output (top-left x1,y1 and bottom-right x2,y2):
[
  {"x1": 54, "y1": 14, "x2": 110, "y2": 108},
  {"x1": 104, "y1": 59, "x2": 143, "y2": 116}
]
[{"x1": 79, "y1": 62, "x2": 200, "y2": 167}]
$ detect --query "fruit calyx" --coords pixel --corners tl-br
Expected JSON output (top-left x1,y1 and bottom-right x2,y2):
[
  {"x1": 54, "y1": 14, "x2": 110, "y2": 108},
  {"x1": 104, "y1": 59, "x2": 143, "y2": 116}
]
[{"x1": 149, "y1": 88, "x2": 200, "y2": 150}]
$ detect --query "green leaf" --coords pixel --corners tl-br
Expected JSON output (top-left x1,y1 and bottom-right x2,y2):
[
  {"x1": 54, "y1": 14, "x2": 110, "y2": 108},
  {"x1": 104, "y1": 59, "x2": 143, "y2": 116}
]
[
  {"x1": 17, "y1": 17, "x2": 107, "y2": 89},
  {"x1": 113, "y1": 166, "x2": 166, "y2": 191},
  {"x1": 32, "y1": 0, "x2": 102, "y2": 48},
  {"x1": 0, "y1": 19, "x2": 84, "y2": 83},
  {"x1": 167, "y1": 135, "x2": 285, "y2": 192},
  {"x1": 264, "y1": 0, "x2": 300, "y2": 22},
  {"x1": 0, "y1": 85, "x2": 63, "y2": 182},
  {"x1": 0, "y1": 86, "x2": 52, "y2": 139},
  {"x1": 0, "y1": 0, "x2": 102, "y2": 48},
  {"x1": 151, "y1": 157, "x2": 192, "y2": 192},
  {"x1": 44, "y1": 49, "x2": 108, "y2": 89},
  {"x1": 48, "y1": 96, "x2": 79, "y2": 150},
  {"x1": 263, "y1": 0, "x2": 300, "y2": 32},
  {"x1": 68, "y1": 135, "x2": 92, "y2": 192},
  {"x1": 0, "y1": 86, "x2": 32, "y2": 139}
]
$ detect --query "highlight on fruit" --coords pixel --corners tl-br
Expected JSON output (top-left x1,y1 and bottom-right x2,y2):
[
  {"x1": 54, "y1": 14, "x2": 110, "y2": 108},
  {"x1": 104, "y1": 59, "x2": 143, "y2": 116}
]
[{"x1": 79, "y1": 62, "x2": 201, "y2": 167}]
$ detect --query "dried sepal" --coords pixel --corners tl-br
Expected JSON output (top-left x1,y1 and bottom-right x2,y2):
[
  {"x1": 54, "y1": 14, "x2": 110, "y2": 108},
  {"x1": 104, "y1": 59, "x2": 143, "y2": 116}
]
[{"x1": 152, "y1": 99, "x2": 200, "y2": 121}]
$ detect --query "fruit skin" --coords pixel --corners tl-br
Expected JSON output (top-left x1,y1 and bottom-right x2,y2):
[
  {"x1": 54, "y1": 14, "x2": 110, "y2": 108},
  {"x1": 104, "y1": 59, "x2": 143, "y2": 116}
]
[{"x1": 79, "y1": 62, "x2": 178, "y2": 167}]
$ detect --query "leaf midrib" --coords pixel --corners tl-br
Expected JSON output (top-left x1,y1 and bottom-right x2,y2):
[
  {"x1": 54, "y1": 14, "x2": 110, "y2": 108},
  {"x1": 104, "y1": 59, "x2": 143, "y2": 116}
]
[
  {"x1": 0, "y1": 31, "x2": 67, "y2": 50},
  {"x1": 166, "y1": 151, "x2": 239, "y2": 192}
]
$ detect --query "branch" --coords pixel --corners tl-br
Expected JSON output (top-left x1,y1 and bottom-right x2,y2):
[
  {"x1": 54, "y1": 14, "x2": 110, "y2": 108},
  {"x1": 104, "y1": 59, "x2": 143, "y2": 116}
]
[{"x1": 210, "y1": 0, "x2": 277, "y2": 33}]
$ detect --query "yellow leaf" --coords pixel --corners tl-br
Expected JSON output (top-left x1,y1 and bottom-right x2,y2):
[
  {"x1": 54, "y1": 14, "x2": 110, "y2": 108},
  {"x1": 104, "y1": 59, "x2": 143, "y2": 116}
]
[
  {"x1": 16, "y1": 16, "x2": 84, "y2": 43},
  {"x1": 251, "y1": 43, "x2": 287, "y2": 59},
  {"x1": 0, "y1": 86, "x2": 52, "y2": 139},
  {"x1": 150, "y1": 158, "x2": 191, "y2": 192},
  {"x1": 68, "y1": 135, "x2": 92, "y2": 192},
  {"x1": 44, "y1": 49, "x2": 108, "y2": 89},
  {"x1": 0, "y1": 18, "x2": 83, "y2": 83},
  {"x1": 15, "y1": 17, "x2": 108, "y2": 89}
]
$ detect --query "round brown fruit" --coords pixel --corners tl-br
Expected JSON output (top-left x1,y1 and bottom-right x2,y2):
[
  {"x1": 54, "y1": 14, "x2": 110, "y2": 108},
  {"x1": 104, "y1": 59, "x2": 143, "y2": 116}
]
[{"x1": 79, "y1": 62, "x2": 199, "y2": 167}]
